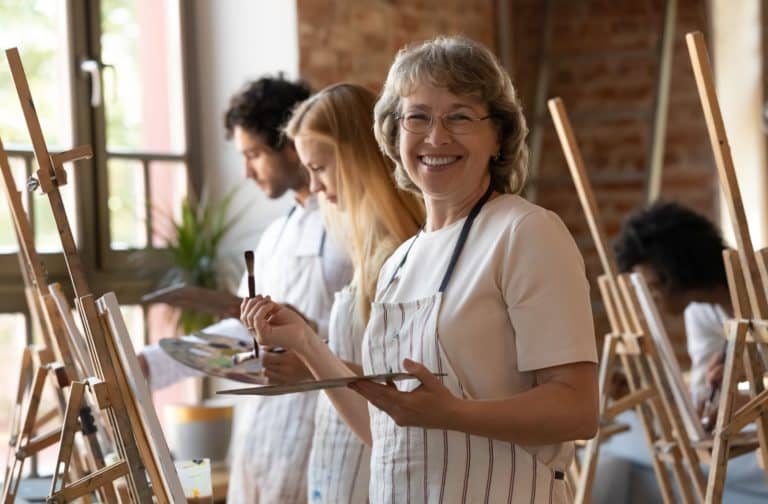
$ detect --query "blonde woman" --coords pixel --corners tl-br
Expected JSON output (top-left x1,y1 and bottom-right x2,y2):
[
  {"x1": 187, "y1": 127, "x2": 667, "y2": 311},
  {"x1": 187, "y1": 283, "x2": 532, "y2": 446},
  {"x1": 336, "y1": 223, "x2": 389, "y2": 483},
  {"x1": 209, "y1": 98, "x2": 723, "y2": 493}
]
[
  {"x1": 244, "y1": 38, "x2": 598, "y2": 503},
  {"x1": 281, "y1": 83, "x2": 423, "y2": 503}
]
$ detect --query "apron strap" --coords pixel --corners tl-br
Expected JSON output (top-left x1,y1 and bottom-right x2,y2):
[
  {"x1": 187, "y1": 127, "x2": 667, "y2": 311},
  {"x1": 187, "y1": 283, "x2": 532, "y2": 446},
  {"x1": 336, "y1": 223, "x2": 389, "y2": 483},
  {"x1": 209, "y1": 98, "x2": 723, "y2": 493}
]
[
  {"x1": 318, "y1": 229, "x2": 327, "y2": 257},
  {"x1": 384, "y1": 182, "x2": 494, "y2": 294},
  {"x1": 384, "y1": 231, "x2": 420, "y2": 290},
  {"x1": 438, "y1": 183, "x2": 493, "y2": 293},
  {"x1": 271, "y1": 205, "x2": 298, "y2": 254}
]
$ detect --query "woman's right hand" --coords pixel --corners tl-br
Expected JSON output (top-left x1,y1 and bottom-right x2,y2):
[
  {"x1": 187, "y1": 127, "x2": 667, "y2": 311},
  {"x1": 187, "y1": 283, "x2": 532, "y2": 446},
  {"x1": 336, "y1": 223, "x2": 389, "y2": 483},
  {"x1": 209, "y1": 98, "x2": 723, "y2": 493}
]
[
  {"x1": 240, "y1": 295, "x2": 311, "y2": 354},
  {"x1": 261, "y1": 349, "x2": 313, "y2": 384}
]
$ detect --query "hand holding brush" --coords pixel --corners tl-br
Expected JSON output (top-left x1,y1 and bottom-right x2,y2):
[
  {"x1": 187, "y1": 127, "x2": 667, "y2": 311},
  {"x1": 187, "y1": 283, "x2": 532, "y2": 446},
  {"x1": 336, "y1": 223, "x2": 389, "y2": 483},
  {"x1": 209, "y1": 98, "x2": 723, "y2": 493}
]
[{"x1": 233, "y1": 250, "x2": 259, "y2": 365}]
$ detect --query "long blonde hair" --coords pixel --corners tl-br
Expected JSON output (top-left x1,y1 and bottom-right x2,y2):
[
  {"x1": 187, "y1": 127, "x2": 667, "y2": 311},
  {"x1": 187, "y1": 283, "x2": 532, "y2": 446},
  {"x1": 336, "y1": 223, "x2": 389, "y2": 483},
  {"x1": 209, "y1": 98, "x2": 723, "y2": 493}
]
[{"x1": 285, "y1": 84, "x2": 424, "y2": 320}]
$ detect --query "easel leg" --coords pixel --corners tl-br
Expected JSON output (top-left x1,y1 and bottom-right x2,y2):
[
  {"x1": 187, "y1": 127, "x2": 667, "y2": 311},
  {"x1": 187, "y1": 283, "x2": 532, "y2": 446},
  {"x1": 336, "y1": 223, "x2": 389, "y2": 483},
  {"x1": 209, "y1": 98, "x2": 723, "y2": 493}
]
[
  {"x1": 2, "y1": 364, "x2": 50, "y2": 504},
  {"x1": 645, "y1": 349, "x2": 706, "y2": 501},
  {"x1": 706, "y1": 321, "x2": 748, "y2": 503},
  {"x1": 2, "y1": 347, "x2": 33, "y2": 488},
  {"x1": 623, "y1": 353, "x2": 676, "y2": 503},
  {"x1": 741, "y1": 339, "x2": 768, "y2": 478},
  {"x1": 575, "y1": 334, "x2": 619, "y2": 503},
  {"x1": 49, "y1": 381, "x2": 86, "y2": 496},
  {"x1": 80, "y1": 407, "x2": 120, "y2": 503}
]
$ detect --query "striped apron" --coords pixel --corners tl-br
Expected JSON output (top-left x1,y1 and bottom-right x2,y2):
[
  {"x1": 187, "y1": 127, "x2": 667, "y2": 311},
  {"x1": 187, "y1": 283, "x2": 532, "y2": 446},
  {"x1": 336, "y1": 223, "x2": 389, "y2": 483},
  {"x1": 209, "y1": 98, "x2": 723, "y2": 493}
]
[
  {"x1": 362, "y1": 186, "x2": 570, "y2": 503},
  {"x1": 309, "y1": 285, "x2": 371, "y2": 503},
  {"x1": 229, "y1": 207, "x2": 333, "y2": 504}
]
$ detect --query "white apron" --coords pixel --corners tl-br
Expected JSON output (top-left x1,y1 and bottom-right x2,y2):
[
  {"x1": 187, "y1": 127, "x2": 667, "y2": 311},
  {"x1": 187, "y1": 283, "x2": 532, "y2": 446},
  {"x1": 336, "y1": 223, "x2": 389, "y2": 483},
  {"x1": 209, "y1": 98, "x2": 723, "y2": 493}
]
[
  {"x1": 229, "y1": 207, "x2": 334, "y2": 504},
  {"x1": 362, "y1": 187, "x2": 570, "y2": 504},
  {"x1": 308, "y1": 286, "x2": 371, "y2": 503}
]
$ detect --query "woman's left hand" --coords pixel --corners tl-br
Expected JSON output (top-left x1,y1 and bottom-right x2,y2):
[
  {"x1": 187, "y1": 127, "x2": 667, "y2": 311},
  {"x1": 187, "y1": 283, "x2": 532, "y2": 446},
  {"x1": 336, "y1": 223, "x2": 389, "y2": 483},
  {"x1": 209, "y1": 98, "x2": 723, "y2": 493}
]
[{"x1": 348, "y1": 358, "x2": 460, "y2": 430}]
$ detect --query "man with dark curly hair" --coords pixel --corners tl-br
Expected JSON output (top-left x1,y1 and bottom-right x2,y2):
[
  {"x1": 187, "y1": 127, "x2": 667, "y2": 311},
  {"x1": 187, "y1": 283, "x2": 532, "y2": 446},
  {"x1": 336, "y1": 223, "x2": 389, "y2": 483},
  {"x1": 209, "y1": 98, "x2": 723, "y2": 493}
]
[
  {"x1": 613, "y1": 201, "x2": 732, "y2": 408},
  {"x1": 224, "y1": 77, "x2": 311, "y2": 199},
  {"x1": 140, "y1": 77, "x2": 352, "y2": 503}
]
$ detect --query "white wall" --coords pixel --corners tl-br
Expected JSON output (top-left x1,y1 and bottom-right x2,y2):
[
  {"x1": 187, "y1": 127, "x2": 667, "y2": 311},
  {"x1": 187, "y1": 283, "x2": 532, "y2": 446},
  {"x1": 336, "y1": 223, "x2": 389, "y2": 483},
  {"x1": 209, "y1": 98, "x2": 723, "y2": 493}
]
[
  {"x1": 191, "y1": 0, "x2": 299, "y2": 287},
  {"x1": 713, "y1": 0, "x2": 768, "y2": 249}
]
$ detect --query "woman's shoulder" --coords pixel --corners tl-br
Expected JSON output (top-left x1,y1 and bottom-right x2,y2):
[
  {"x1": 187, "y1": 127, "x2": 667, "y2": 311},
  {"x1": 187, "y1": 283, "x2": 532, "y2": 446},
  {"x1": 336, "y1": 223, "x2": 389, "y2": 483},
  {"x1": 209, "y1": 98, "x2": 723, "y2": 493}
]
[
  {"x1": 482, "y1": 194, "x2": 569, "y2": 236},
  {"x1": 685, "y1": 302, "x2": 728, "y2": 325}
]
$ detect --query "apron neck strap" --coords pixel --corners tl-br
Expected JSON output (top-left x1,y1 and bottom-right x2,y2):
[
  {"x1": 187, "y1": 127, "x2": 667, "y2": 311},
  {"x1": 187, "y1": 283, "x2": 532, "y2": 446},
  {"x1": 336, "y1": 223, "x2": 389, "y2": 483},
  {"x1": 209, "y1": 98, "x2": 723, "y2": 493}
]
[
  {"x1": 318, "y1": 229, "x2": 327, "y2": 257},
  {"x1": 384, "y1": 231, "x2": 420, "y2": 290},
  {"x1": 384, "y1": 182, "x2": 494, "y2": 294},
  {"x1": 438, "y1": 183, "x2": 494, "y2": 293},
  {"x1": 271, "y1": 205, "x2": 298, "y2": 254}
]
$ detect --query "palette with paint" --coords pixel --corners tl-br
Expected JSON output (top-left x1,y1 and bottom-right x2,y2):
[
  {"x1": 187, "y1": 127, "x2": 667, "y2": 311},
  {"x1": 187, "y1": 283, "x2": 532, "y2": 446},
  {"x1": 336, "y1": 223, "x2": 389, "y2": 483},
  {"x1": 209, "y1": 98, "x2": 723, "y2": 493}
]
[{"x1": 159, "y1": 331, "x2": 267, "y2": 384}]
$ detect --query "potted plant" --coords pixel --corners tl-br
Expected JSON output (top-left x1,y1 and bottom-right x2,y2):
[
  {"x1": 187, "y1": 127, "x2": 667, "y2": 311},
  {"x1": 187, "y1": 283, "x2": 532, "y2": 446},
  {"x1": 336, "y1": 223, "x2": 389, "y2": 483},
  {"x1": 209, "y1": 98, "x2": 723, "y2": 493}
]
[{"x1": 154, "y1": 186, "x2": 244, "y2": 333}]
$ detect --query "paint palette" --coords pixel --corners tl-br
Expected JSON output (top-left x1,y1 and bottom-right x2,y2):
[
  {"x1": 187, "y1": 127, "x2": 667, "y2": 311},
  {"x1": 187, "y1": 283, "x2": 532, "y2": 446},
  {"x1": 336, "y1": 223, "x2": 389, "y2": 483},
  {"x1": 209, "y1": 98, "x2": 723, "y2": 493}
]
[
  {"x1": 159, "y1": 331, "x2": 267, "y2": 384},
  {"x1": 215, "y1": 372, "x2": 424, "y2": 396}
]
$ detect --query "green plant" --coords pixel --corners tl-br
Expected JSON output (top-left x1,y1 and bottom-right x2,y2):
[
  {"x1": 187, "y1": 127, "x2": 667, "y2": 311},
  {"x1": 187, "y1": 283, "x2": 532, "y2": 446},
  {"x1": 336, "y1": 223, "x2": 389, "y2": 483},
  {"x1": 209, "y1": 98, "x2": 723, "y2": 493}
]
[{"x1": 155, "y1": 186, "x2": 244, "y2": 333}]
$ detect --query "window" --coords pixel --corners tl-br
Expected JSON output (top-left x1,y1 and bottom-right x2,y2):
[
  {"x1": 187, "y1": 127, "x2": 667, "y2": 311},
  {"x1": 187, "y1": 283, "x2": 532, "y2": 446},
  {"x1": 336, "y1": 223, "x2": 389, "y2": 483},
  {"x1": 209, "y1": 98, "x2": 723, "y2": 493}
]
[{"x1": 0, "y1": 0, "x2": 201, "y2": 475}]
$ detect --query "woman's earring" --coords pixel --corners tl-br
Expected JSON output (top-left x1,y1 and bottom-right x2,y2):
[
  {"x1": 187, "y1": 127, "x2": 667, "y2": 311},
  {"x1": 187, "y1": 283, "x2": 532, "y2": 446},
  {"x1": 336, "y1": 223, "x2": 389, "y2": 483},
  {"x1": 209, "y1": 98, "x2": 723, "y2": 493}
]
[{"x1": 492, "y1": 151, "x2": 502, "y2": 162}]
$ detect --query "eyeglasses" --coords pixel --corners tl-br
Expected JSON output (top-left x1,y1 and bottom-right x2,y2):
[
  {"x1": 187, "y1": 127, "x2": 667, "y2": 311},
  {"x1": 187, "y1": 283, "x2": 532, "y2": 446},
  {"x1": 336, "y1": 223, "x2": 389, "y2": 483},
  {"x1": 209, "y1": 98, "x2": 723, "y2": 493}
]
[{"x1": 396, "y1": 111, "x2": 493, "y2": 135}]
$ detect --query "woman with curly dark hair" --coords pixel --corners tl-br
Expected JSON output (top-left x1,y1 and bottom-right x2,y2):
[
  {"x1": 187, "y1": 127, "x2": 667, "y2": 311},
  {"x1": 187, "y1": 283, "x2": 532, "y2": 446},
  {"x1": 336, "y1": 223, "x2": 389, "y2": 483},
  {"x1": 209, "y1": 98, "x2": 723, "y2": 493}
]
[{"x1": 614, "y1": 201, "x2": 731, "y2": 409}]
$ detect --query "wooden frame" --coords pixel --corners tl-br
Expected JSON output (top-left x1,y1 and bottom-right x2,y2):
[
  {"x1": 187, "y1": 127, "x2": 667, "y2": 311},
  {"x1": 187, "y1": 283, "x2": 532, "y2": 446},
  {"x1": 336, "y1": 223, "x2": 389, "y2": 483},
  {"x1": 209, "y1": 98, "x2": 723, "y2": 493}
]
[
  {"x1": 630, "y1": 271, "x2": 761, "y2": 463},
  {"x1": 686, "y1": 30, "x2": 768, "y2": 503},
  {"x1": 98, "y1": 292, "x2": 186, "y2": 501},
  {"x1": 645, "y1": 0, "x2": 678, "y2": 203},
  {"x1": 0, "y1": 1, "x2": 202, "y2": 331},
  {"x1": 548, "y1": 97, "x2": 706, "y2": 504},
  {"x1": 4, "y1": 46, "x2": 185, "y2": 502},
  {"x1": 630, "y1": 272, "x2": 706, "y2": 441},
  {"x1": 0, "y1": 134, "x2": 115, "y2": 503}
]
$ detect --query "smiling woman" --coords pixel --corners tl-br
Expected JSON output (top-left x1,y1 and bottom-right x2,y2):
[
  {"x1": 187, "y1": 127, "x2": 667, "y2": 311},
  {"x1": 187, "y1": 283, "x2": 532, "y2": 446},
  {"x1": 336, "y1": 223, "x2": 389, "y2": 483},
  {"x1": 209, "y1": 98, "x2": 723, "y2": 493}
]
[{"x1": 242, "y1": 37, "x2": 598, "y2": 504}]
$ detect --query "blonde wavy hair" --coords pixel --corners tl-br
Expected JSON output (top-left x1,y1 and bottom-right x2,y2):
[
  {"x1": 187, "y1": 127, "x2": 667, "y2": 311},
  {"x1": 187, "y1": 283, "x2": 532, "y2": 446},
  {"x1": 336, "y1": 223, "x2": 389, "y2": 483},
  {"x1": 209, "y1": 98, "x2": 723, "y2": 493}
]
[
  {"x1": 285, "y1": 84, "x2": 424, "y2": 321},
  {"x1": 374, "y1": 36, "x2": 529, "y2": 195}
]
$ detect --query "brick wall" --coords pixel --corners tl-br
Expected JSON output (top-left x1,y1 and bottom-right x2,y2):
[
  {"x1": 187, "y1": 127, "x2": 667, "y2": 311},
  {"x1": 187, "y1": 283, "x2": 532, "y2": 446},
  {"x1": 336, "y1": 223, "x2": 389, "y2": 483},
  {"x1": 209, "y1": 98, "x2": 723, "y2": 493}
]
[
  {"x1": 296, "y1": 0, "x2": 719, "y2": 366},
  {"x1": 296, "y1": 0, "x2": 496, "y2": 91},
  {"x1": 514, "y1": 0, "x2": 715, "y2": 364}
]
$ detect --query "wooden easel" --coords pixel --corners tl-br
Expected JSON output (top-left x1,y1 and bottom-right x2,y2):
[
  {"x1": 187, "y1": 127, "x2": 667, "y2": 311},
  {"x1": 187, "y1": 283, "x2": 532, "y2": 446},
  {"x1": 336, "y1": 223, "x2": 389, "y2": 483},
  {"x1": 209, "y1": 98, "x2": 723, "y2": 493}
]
[
  {"x1": 630, "y1": 271, "x2": 761, "y2": 464},
  {"x1": 5, "y1": 46, "x2": 185, "y2": 502},
  {"x1": 686, "y1": 30, "x2": 768, "y2": 503},
  {"x1": 548, "y1": 97, "x2": 706, "y2": 503},
  {"x1": 1, "y1": 344, "x2": 81, "y2": 502},
  {"x1": 0, "y1": 138, "x2": 110, "y2": 502}
]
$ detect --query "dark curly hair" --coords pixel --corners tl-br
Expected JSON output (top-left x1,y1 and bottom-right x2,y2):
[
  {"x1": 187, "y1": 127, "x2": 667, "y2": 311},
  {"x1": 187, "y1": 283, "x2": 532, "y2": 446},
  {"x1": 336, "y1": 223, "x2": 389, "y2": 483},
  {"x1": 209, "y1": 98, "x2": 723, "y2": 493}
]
[
  {"x1": 224, "y1": 76, "x2": 311, "y2": 150},
  {"x1": 614, "y1": 202, "x2": 728, "y2": 294}
]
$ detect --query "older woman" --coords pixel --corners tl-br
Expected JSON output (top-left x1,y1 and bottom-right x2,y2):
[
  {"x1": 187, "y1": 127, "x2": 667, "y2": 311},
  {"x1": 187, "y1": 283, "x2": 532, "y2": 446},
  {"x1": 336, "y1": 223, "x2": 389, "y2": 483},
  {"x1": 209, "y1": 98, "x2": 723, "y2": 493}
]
[{"x1": 243, "y1": 36, "x2": 598, "y2": 503}]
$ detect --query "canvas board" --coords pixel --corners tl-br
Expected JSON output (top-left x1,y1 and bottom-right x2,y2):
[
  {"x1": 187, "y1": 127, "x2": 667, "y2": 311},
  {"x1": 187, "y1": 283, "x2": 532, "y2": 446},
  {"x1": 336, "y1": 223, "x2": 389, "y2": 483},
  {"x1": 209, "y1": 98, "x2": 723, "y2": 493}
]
[
  {"x1": 142, "y1": 284, "x2": 241, "y2": 317},
  {"x1": 98, "y1": 292, "x2": 187, "y2": 502},
  {"x1": 630, "y1": 272, "x2": 706, "y2": 441}
]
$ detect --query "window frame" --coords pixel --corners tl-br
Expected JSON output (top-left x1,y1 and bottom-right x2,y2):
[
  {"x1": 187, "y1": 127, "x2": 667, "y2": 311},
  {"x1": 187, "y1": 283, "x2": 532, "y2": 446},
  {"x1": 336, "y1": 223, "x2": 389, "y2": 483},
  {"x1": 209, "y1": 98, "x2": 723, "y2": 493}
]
[{"x1": 0, "y1": 0, "x2": 203, "y2": 344}]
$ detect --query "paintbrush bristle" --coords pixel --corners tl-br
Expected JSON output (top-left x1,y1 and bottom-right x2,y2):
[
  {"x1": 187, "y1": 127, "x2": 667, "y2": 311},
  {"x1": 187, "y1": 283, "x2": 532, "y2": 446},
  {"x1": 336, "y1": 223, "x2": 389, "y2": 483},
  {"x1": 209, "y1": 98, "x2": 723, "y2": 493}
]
[
  {"x1": 244, "y1": 250, "x2": 255, "y2": 274},
  {"x1": 244, "y1": 250, "x2": 256, "y2": 300}
]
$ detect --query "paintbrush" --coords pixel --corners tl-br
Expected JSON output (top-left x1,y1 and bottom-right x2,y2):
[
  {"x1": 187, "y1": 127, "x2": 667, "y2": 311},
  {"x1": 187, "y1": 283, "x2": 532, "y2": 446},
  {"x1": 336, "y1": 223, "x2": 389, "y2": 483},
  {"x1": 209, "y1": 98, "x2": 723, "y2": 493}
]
[{"x1": 244, "y1": 250, "x2": 258, "y2": 360}]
